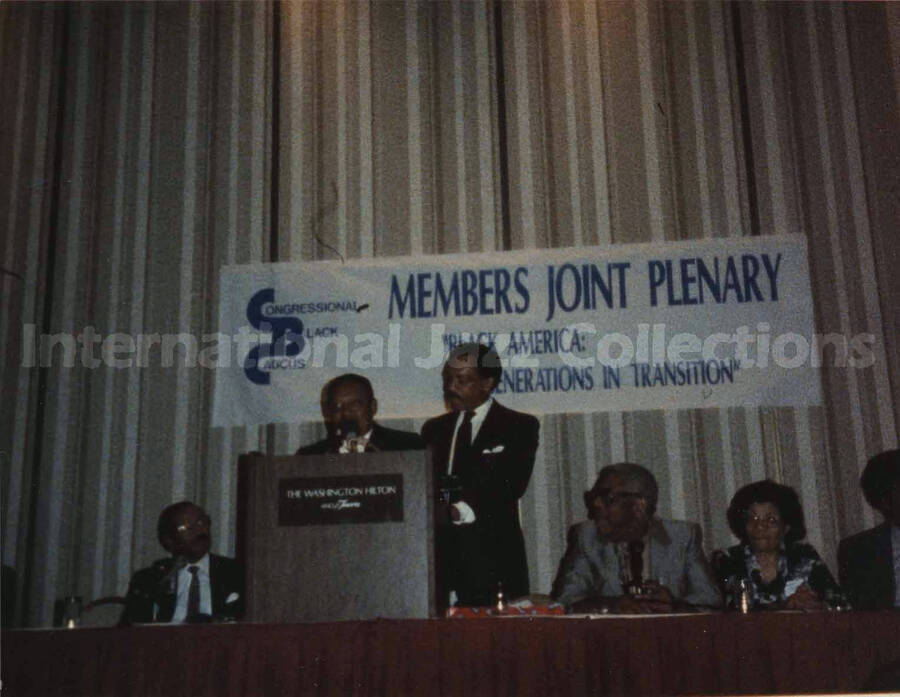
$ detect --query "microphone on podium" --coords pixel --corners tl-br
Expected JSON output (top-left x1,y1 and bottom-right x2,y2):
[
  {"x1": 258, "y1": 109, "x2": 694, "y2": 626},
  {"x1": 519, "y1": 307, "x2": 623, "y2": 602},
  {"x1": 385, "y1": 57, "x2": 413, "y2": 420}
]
[
  {"x1": 336, "y1": 420, "x2": 364, "y2": 451},
  {"x1": 336, "y1": 420, "x2": 358, "y2": 441}
]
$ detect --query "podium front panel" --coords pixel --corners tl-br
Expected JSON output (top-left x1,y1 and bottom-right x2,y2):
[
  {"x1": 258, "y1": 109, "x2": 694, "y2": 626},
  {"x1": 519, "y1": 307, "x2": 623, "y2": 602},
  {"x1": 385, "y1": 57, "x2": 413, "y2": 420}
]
[{"x1": 240, "y1": 451, "x2": 434, "y2": 622}]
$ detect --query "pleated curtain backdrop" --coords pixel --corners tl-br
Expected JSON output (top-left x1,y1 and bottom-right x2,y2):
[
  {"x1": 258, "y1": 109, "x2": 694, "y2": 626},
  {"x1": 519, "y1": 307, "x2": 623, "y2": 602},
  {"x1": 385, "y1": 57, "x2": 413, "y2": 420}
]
[
  {"x1": 1, "y1": 1, "x2": 898, "y2": 628},
  {"x1": 1, "y1": 1, "x2": 278, "y2": 627}
]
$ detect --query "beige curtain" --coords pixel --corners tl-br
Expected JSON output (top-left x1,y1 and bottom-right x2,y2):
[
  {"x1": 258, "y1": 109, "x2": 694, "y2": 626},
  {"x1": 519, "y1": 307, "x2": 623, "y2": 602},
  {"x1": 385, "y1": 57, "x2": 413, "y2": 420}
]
[
  {"x1": 2, "y1": 1, "x2": 897, "y2": 627},
  {"x1": 1, "y1": 1, "x2": 277, "y2": 626},
  {"x1": 273, "y1": 0, "x2": 898, "y2": 594}
]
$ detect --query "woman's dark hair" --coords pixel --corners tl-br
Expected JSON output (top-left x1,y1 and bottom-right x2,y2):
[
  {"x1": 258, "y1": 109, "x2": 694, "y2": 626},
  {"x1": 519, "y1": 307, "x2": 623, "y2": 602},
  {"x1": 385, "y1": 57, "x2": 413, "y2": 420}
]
[{"x1": 726, "y1": 479, "x2": 807, "y2": 544}]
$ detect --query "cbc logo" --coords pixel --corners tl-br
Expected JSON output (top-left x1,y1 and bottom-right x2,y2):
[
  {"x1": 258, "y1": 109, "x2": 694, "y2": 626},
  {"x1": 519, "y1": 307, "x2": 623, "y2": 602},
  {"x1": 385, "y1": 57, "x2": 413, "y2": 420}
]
[{"x1": 243, "y1": 288, "x2": 305, "y2": 385}]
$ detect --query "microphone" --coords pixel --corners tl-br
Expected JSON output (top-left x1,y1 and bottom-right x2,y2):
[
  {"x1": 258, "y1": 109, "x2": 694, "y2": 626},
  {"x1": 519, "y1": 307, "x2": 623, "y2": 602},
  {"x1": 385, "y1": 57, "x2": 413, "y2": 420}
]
[
  {"x1": 155, "y1": 556, "x2": 188, "y2": 593},
  {"x1": 129, "y1": 557, "x2": 186, "y2": 605},
  {"x1": 335, "y1": 419, "x2": 358, "y2": 441},
  {"x1": 623, "y1": 540, "x2": 646, "y2": 596},
  {"x1": 335, "y1": 419, "x2": 358, "y2": 439},
  {"x1": 336, "y1": 419, "x2": 366, "y2": 452},
  {"x1": 628, "y1": 540, "x2": 644, "y2": 586}
]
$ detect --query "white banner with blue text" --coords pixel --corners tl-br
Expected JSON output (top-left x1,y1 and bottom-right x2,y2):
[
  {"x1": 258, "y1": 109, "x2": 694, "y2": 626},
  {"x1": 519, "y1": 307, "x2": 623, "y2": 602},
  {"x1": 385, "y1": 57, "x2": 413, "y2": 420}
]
[{"x1": 212, "y1": 235, "x2": 828, "y2": 427}]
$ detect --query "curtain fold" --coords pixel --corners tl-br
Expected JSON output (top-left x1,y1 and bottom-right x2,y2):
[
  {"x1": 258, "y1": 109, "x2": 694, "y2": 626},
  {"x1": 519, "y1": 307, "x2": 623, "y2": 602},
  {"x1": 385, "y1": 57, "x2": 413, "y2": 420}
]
[{"x1": 2, "y1": 0, "x2": 897, "y2": 626}]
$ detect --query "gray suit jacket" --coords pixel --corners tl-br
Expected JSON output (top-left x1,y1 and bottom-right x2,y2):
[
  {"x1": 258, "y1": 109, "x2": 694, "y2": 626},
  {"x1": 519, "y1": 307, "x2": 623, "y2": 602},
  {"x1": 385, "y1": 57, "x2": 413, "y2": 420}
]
[{"x1": 551, "y1": 518, "x2": 722, "y2": 609}]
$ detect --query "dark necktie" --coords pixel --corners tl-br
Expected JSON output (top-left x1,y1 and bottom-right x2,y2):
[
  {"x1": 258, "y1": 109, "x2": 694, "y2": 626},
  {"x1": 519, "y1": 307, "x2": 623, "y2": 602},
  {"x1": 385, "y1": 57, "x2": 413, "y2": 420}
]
[
  {"x1": 451, "y1": 411, "x2": 474, "y2": 475},
  {"x1": 186, "y1": 565, "x2": 200, "y2": 618}
]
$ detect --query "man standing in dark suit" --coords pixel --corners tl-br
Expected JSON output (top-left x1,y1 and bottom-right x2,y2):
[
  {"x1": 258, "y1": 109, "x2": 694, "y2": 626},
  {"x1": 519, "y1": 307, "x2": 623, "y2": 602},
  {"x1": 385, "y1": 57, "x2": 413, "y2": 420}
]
[
  {"x1": 422, "y1": 342, "x2": 539, "y2": 607},
  {"x1": 838, "y1": 449, "x2": 900, "y2": 610},
  {"x1": 297, "y1": 373, "x2": 424, "y2": 455},
  {"x1": 121, "y1": 501, "x2": 245, "y2": 624}
]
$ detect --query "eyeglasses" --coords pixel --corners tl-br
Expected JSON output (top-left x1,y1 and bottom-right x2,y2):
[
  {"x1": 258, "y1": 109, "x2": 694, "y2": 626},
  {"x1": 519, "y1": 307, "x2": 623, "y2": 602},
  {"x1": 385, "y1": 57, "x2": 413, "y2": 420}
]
[
  {"x1": 596, "y1": 489, "x2": 647, "y2": 506},
  {"x1": 174, "y1": 517, "x2": 210, "y2": 536},
  {"x1": 744, "y1": 513, "x2": 781, "y2": 528},
  {"x1": 325, "y1": 398, "x2": 367, "y2": 413}
]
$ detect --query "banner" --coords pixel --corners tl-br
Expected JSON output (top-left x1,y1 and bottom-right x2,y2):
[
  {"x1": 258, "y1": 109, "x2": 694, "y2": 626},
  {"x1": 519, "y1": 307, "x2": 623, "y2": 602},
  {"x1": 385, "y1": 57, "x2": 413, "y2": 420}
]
[{"x1": 212, "y1": 235, "x2": 825, "y2": 427}]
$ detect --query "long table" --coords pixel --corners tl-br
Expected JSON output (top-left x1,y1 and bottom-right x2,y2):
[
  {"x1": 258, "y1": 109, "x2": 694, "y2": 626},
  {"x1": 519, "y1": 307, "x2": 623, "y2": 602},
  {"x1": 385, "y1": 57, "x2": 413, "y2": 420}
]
[{"x1": 3, "y1": 611, "x2": 900, "y2": 695}]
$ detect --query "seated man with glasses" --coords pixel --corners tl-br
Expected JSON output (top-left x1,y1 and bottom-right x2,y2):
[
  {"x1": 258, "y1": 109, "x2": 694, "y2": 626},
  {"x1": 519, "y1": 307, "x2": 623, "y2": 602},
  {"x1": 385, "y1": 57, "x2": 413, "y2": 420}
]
[
  {"x1": 297, "y1": 373, "x2": 424, "y2": 454},
  {"x1": 121, "y1": 501, "x2": 245, "y2": 624},
  {"x1": 551, "y1": 463, "x2": 721, "y2": 613}
]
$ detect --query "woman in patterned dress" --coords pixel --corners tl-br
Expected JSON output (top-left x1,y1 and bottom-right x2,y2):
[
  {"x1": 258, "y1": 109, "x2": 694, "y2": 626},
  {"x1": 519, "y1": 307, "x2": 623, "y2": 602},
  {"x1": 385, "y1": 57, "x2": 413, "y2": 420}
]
[{"x1": 712, "y1": 480, "x2": 845, "y2": 611}]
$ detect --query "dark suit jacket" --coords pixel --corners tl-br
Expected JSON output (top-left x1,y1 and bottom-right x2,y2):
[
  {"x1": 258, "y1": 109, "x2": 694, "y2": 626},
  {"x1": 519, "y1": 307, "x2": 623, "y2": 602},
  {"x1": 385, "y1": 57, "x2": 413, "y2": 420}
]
[
  {"x1": 838, "y1": 523, "x2": 896, "y2": 610},
  {"x1": 422, "y1": 400, "x2": 539, "y2": 606},
  {"x1": 297, "y1": 422, "x2": 424, "y2": 455},
  {"x1": 121, "y1": 553, "x2": 245, "y2": 624}
]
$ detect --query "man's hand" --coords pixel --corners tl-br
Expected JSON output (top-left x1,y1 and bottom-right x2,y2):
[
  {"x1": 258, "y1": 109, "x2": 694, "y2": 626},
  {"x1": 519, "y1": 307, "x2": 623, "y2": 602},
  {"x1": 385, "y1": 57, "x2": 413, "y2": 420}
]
[
  {"x1": 634, "y1": 580, "x2": 674, "y2": 604},
  {"x1": 608, "y1": 594, "x2": 656, "y2": 614},
  {"x1": 626, "y1": 581, "x2": 676, "y2": 613},
  {"x1": 449, "y1": 504, "x2": 461, "y2": 522}
]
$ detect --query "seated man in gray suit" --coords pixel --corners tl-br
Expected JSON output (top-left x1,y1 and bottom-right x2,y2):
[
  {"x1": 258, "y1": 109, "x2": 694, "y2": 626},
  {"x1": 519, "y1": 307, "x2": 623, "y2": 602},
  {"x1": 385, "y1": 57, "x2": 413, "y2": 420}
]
[
  {"x1": 552, "y1": 463, "x2": 721, "y2": 613},
  {"x1": 838, "y1": 448, "x2": 900, "y2": 610}
]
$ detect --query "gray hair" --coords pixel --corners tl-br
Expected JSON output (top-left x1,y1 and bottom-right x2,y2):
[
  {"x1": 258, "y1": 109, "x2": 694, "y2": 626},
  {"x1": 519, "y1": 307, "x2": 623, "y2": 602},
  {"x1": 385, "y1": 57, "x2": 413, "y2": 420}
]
[{"x1": 588, "y1": 463, "x2": 659, "y2": 516}]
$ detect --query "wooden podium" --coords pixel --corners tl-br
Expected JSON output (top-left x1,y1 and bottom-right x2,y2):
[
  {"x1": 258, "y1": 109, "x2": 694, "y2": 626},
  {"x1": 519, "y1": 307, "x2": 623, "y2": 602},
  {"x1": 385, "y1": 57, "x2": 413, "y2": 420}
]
[{"x1": 237, "y1": 451, "x2": 435, "y2": 622}]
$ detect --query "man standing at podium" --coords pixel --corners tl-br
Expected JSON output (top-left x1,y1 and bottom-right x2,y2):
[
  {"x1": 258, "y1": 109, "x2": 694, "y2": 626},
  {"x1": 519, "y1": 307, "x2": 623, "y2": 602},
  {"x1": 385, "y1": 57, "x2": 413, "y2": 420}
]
[
  {"x1": 297, "y1": 373, "x2": 424, "y2": 454},
  {"x1": 422, "y1": 342, "x2": 540, "y2": 607}
]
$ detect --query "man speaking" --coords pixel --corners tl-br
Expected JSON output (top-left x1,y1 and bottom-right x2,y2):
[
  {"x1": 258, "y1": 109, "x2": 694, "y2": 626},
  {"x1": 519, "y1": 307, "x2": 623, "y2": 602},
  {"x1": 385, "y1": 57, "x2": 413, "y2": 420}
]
[
  {"x1": 422, "y1": 342, "x2": 539, "y2": 607},
  {"x1": 298, "y1": 373, "x2": 424, "y2": 454}
]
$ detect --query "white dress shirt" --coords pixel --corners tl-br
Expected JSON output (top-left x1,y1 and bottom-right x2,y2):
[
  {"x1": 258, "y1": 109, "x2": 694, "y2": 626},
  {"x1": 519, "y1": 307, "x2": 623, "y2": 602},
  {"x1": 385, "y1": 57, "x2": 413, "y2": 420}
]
[
  {"x1": 171, "y1": 553, "x2": 212, "y2": 622},
  {"x1": 338, "y1": 428, "x2": 374, "y2": 454},
  {"x1": 447, "y1": 398, "x2": 493, "y2": 525}
]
